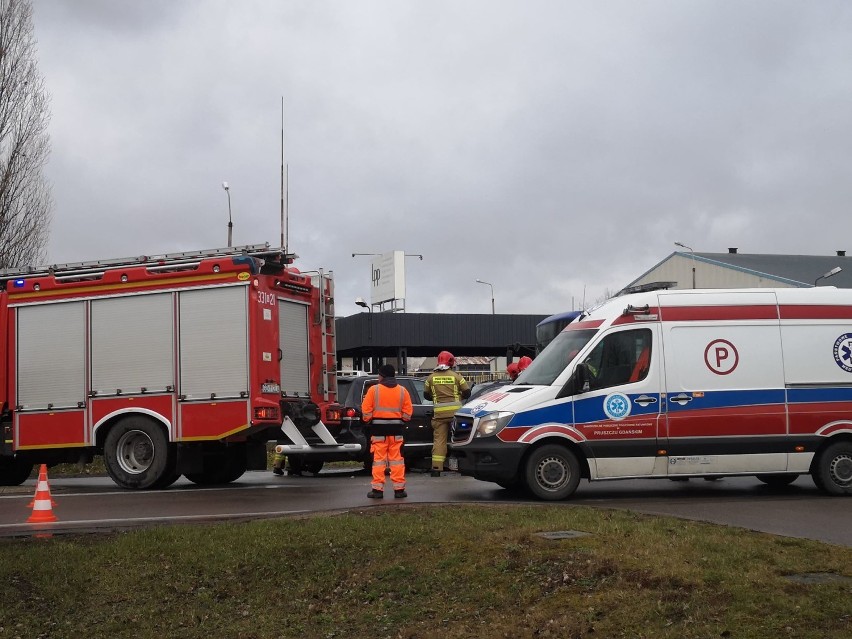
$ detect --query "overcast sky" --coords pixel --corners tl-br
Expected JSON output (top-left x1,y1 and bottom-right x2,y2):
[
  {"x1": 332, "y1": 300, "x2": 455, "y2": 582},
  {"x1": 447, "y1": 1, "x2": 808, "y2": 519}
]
[{"x1": 32, "y1": 1, "x2": 852, "y2": 316}]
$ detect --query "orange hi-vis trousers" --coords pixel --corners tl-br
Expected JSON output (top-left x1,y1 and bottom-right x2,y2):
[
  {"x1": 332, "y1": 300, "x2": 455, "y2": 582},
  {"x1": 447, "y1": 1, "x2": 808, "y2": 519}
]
[{"x1": 371, "y1": 435, "x2": 405, "y2": 491}]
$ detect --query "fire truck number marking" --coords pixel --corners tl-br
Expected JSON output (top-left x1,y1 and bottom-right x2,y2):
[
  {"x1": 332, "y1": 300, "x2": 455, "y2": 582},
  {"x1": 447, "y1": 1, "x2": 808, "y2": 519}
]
[
  {"x1": 833, "y1": 333, "x2": 852, "y2": 373},
  {"x1": 704, "y1": 339, "x2": 738, "y2": 375},
  {"x1": 257, "y1": 291, "x2": 276, "y2": 306}
]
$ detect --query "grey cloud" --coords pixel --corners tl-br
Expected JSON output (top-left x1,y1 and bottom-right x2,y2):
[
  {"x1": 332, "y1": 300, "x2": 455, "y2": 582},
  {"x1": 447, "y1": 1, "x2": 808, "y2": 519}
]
[{"x1": 30, "y1": 0, "x2": 852, "y2": 316}]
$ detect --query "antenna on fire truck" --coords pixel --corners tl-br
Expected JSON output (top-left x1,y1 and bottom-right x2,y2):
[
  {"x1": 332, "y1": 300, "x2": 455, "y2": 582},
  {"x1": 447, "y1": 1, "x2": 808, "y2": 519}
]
[{"x1": 280, "y1": 97, "x2": 289, "y2": 252}]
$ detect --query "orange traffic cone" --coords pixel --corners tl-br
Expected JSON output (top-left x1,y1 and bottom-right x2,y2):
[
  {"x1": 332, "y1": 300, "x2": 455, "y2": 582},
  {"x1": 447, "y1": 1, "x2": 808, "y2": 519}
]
[{"x1": 27, "y1": 464, "x2": 57, "y2": 524}]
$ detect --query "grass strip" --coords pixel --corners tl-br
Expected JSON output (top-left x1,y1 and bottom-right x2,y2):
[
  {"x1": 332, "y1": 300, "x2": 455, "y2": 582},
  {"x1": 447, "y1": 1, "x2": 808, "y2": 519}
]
[{"x1": 0, "y1": 504, "x2": 849, "y2": 639}]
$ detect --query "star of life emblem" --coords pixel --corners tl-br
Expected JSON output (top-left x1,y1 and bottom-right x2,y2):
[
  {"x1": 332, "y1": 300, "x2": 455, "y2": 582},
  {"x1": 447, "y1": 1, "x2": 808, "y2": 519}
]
[
  {"x1": 603, "y1": 393, "x2": 632, "y2": 421},
  {"x1": 833, "y1": 333, "x2": 852, "y2": 373}
]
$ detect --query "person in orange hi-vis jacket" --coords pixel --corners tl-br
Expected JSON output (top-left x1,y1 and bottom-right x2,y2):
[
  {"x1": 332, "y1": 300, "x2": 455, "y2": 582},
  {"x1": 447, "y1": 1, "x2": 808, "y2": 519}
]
[{"x1": 361, "y1": 364, "x2": 413, "y2": 499}]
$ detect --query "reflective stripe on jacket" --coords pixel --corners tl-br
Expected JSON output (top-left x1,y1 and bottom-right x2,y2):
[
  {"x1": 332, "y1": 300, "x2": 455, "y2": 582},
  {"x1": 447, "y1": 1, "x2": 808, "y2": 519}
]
[
  {"x1": 425, "y1": 370, "x2": 470, "y2": 416},
  {"x1": 361, "y1": 381, "x2": 413, "y2": 436}
]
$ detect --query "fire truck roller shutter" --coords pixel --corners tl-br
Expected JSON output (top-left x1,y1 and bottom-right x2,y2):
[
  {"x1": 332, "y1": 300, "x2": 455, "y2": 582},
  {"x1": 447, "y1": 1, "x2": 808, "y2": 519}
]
[
  {"x1": 91, "y1": 293, "x2": 174, "y2": 395},
  {"x1": 17, "y1": 301, "x2": 86, "y2": 410},
  {"x1": 278, "y1": 299, "x2": 310, "y2": 396},
  {"x1": 178, "y1": 286, "x2": 249, "y2": 400}
]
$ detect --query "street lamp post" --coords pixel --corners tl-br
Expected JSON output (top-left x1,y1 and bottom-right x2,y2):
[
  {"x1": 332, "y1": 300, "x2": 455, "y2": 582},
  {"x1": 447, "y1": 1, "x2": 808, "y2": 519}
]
[
  {"x1": 222, "y1": 181, "x2": 233, "y2": 247},
  {"x1": 475, "y1": 279, "x2": 495, "y2": 314},
  {"x1": 814, "y1": 266, "x2": 842, "y2": 286},
  {"x1": 356, "y1": 296, "x2": 373, "y2": 345},
  {"x1": 674, "y1": 241, "x2": 696, "y2": 289}
]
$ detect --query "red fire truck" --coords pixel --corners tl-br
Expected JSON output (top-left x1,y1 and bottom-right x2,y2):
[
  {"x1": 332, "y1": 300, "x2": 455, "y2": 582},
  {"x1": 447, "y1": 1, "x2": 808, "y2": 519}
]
[{"x1": 0, "y1": 243, "x2": 351, "y2": 489}]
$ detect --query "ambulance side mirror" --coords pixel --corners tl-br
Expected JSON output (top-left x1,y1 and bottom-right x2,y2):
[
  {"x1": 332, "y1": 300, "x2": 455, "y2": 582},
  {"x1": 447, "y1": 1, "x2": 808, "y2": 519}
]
[
  {"x1": 575, "y1": 363, "x2": 591, "y2": 393},
  {"x1": 557, "y1": 363, "x2": 591, "y2": 399}
]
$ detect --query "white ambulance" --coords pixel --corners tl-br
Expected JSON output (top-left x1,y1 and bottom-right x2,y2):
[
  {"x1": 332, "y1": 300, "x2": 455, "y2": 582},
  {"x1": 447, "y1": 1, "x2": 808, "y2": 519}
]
[{"x1": 451, "y1": 287, "x2": 852, "y2": 499}]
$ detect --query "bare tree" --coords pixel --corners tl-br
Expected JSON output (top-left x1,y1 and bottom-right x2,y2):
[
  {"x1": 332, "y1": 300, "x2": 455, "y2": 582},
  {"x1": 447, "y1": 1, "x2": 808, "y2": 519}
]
[{"x1": 0, "y1": 0, "x2": 51, "y2": 269}]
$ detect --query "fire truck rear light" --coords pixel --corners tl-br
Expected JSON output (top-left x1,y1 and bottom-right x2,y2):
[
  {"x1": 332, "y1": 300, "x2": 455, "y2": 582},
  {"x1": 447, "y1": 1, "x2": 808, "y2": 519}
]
[
  {"x1": 254, "y1": 406, "x2": 280, "y2": 421},
  {"x1": 345, "y1": 407, "x2": 356, "y2": 418}
]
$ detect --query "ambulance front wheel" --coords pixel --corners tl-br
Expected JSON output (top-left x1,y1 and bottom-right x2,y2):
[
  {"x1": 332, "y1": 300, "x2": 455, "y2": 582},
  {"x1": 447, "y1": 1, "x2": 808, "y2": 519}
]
[
  {"x1": 104, "y1": 417, "x2": 172, "y2": 490},
  {"x1": 523, "y1": 444, "x2": 581, "y2": 501},
  {"x1": 812, "y1": 440, "x2": 852, "y2": 496}
]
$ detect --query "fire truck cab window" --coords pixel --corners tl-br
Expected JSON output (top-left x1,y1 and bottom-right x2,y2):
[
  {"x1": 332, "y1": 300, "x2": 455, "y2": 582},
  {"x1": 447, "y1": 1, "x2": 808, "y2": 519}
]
[{"x1": 582, "y1": 329, "x2": 652, "y2": 391}]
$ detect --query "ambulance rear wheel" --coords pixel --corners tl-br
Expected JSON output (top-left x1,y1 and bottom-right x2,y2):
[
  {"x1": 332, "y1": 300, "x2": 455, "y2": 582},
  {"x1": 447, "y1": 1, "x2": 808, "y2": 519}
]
[
  {"x1": 104, "y1": 417, "x2": 171, "y2": 490},
  {"x1": 523, "y1": 444, "x2": 581, "y2": 501},
  {"x1": 812, "y1": 441, "x2": 852, "y2": 496}
]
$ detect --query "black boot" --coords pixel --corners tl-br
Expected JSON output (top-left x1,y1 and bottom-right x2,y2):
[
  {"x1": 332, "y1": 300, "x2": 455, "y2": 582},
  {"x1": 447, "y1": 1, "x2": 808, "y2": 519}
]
[
  {"x1": 394, "y1": 489, "x2": 408, "y2": 499},
  {"x1": 430, "y1": 470, "x2": 441, "y2": 477},
  {"x1": 367, "y1": 489, "x2": 384, "y2": 499}
]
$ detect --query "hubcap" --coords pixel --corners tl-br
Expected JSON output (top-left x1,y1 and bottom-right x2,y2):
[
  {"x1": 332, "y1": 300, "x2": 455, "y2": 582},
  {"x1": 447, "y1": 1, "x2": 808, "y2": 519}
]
[
  {"x1": 829, "y1": 453, "x2": 852, "y2": 486},
  {"x1": 116, "y1": 430, "x2": 154, "y2": 475},
  {"x1": 536, "y1": 456, "x2": 570, "y2": 492}
]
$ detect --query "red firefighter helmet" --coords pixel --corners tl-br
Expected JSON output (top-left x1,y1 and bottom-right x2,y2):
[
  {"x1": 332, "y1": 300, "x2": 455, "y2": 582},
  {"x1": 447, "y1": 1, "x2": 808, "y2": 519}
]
[
  {"x1": 437, "y1": 351, "x2": 456, "y2": 368},
  {"x1": 506, "y1": 362, "x2": 520, "y2": 380},
  {"x1": 517, "y1": 356, "x2": 533, "y2": 372}
]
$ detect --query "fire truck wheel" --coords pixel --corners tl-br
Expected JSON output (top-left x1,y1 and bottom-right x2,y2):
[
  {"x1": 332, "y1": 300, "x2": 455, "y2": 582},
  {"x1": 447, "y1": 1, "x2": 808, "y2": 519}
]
[
  {"x1": 152, "y1": 451, "x2": 181, "y2": 489},
  {"x1": 0, "y1": 457, "x2": 34, "y2": 486},
  {"x1": 812, "y1": 440, "x2": 852, "y2": 496},
  {"x1": 104, "y1": 417, "x2": 171, "y2": 490},
  {"x1": 302, "y1": 460, "x2": 324, "y2": 475},
  {"x1": 523, "y1": 444, "x2": 581, "y2": 501},
  {"x1": 756, "y1": 473, "x2": 799, "y2": 488},
  {"x1": 185, "y1": 447, "x2": 247, "y2": 485}
]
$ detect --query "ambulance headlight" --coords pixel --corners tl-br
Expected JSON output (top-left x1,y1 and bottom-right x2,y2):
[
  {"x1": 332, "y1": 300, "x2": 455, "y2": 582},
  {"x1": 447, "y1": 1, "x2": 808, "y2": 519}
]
[{"x1": 475, "y1": 411, "x2": 514, "y2": 438}]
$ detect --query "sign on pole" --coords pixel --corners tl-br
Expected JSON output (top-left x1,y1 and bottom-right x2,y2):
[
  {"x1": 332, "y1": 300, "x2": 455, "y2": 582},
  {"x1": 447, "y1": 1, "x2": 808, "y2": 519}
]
[{"x1": 370, "y1": 251, "x2": 406, "y2": 306}]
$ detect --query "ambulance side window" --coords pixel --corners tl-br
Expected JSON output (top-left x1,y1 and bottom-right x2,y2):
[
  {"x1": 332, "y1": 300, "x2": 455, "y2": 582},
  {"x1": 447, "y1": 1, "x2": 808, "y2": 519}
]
[{"x1": 583, "y1": 328, "x2": 652, "y2": 391}]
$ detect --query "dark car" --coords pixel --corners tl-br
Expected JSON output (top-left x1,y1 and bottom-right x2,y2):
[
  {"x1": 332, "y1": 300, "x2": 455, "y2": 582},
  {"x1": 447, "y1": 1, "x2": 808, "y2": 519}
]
[{"x1": 287, "y1": 373, "x2": 435, "y2": 473}]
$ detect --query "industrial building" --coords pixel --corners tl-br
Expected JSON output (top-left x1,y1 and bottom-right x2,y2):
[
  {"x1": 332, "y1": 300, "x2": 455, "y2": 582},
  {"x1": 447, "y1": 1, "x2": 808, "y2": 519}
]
[
  {"x1": 627, "y1": 248, "x2": 851, "y2": 291},
  {"x1": 335, "y1": 312, "x2": 547, "y2": 375}
]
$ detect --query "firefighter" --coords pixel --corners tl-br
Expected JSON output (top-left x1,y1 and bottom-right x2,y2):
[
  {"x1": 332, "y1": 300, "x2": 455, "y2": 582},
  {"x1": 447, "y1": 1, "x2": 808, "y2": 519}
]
[
  {"x1": 361, "y1": 364, "x2": 413, "y2": 499},
  {"x1": 272, "y1": 449, "x2": 286, "y2": 476},
  {"x1": 272, "y1": 448, "x2": 302, "y2": 476},
  {"x1": 423, "y1": 351, "x2": 471, "y2": 477}
]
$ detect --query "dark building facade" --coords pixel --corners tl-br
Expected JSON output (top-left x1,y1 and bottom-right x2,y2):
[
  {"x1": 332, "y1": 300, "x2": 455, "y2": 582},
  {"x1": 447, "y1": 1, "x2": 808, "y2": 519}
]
[{"x1": 335, "y1": 312, "x2": 548, "y2": 373}]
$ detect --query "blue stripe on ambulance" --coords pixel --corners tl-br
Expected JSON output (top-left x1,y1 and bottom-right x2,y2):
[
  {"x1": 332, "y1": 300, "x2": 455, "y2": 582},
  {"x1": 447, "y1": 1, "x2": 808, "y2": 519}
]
[
  {"x1": 665, "y1": 389, "x2": 786, "y2": 414},
  {"x1": 787, "y1": 386, "x2": 852, "y2": 404}
]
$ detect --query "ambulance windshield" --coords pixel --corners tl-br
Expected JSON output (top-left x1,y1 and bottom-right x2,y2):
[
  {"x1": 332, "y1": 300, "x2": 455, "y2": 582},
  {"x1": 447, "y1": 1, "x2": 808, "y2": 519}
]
[{"x1": 515, "y1": 329, "x2": 598, "y2": 386}]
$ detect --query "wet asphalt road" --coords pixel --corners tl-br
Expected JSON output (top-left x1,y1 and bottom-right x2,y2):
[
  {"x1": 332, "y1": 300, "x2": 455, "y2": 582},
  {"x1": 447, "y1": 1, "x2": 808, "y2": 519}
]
[{"x1": 1, "y1": 469, "x2": 849, "y2": 546}]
